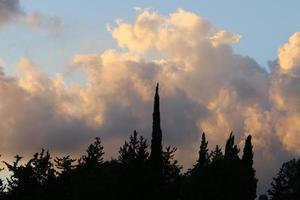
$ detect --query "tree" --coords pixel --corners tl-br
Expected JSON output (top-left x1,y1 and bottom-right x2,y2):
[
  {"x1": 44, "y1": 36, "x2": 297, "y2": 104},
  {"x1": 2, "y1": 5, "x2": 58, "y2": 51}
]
[
  {"x1": 197, "y1": 132, "x2": 209, "y2": 168},
  {"x1": 54, "y1": 156, "x2": 76, "y2": 200},
  {"x1": 210, "y1": 145, "x2": 223, "y2": 163},
  {"x1": 137, "y1": 135, "x2": 149, "y2": 166},
  {"x1": 259, "y1": 195, "x2": 269, "y2": 200},
  {"x1": 187, "y1": 132, "x2": 210, "y2": 176},
  {"x1": 55, "y1": 156, "x2": 76, "y2": 175},
  {"x1": 0, "y1": 156, "x2": 6, "y2": 198},
  {"x1": 119, "y1": 130, "x2": 140, "y2": 165},
  {"x1": 30, "y1": 149, "x2": 56, "y2": 187},
  {"x1": 242, "y1": 135, "x2": 254, "y2": 167},
  {"x1": 268, "y1": 159, "x2": 300, "y2": 200},
  {"x1": 119, "y1": 130, "x2": 149, "y2": 169},
  {"x1": 4, "y1": 150, "x2": 56, "y2": 200},
  {"x1": 162, "y1": 146, "x2": 182, "y2": 200},
  {"x1": 118, "y1": 130, "x2": 149, "y2": 200},
  {"x1": 242, "y1": 135, "x2": 257, "y2": 200},
  {"x1": 72, "y1": 137, "x2": 106, "y2": 200},
  {"x1": 225, "y1": 132, "x2": 240, "y2": 160},
  {"x1": 80, "y1": 137, "x2": 104, "y2": 168},
  {"x1": 150, "y1": 83, "x2": 163, "y2": 184}
]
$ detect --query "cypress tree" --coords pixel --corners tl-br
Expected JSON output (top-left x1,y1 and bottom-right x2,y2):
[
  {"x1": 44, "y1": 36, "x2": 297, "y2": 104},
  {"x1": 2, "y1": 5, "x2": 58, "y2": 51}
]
[
  {"x1": 150, "y1": 83, "x2": 164, "y2": 184},
  {"x1": 242, "y1": 135, "x2": 257, "y2": 200},
  {"x1": 224, "y1": 132, "x2": 240, "y2": 160},
  {"x1": 242, "y1": 135, "x2": 254, "y2": 167}
]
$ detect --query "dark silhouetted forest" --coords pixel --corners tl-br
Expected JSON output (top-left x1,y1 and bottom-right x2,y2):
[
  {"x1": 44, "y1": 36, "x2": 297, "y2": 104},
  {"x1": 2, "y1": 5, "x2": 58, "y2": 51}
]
[{"x1": 0, "y1": 84, "x2": 298, "y2": 200}]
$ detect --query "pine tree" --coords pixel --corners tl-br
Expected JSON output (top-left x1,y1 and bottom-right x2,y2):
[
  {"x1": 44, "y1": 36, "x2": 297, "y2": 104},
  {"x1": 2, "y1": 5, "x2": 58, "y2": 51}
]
[
  {"x1": 119, "y1": 130, "x2": 139, "y2": 165},
  {"x1": 196, "y1": 132, "x2": 209, "y2": 168},
  {"x1": 224, "y1": 132, "x2": 240, "y2": 160},
  {"x1": 75, "y1": 137, "x2": 106, "y2": 200},
  {"x1": 80, "y1": 137, "x2": 104, "y2": 167},
  {"x1": 163, "y1": 146, "x2": 182, "y2": 183},
  {"x1": 210, "y1": 145, "x2": 223, "y2": 163},
  {"x1": 268, "y1": 159, "x2": 300, "y2": 200},
  {"x1": 242, "y1": 135, "x2": 257, "y2": 200},
  {"x1": 54, "y1": 156, "x2": 76, "y2": 200},
  {"x1": 137, "y1": 135, "x2": 149, "y2": 165},
  {"x1": 118, "y1": 130, "x2": 149, "y2": 200},
  {"x1": 55, "y1": 156, "x2": 76, "y2": 175},
  {"x1": 150, "y1": 83, "x2": 163, "y2": 184},
  {"x1": 162, "y1": 146, "x2": 182, "y2": 200}
]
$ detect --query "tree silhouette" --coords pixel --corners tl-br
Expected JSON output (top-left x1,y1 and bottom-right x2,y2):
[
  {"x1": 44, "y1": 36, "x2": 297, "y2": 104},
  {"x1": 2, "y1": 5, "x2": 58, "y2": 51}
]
[
  {"x1": 196, "y1": 132, "x2": 210, "y2": 169},
  {"x1": 54, "y1": 155, "x2": 76, "y2": 200},
  {"x1": 182, "y1": 133, "x2": 211, "y2": 200},
  {"x1": 73, "y1": 137, "x2": 106, "y2": 200},
  {"x1": 242, "y1": 135, "x2": 257, "y2": 200},
  {"x1": 4, "y1": 150, "x2": 56, "y2": 200},
  {"x1": 150, "y1": 83, "x2": 164, "y2": 186},
  {"x1": 118, "y1": 130, "x2": 149, "y2": 200},
  {"x1": 268, "y1": 159, "x2": 300, "y2": 200},
  {"x1": 161, "y1": 146, "x2": 182, "y2": 200},
  {"x1": 259, "y1": 194, "x2": 269, "y2": 200},
  {"x1": 79, "y1": 137, "x2": 104, "y2": 168},
  {"x1": 210, "y1": 145, "x2": 223, "y2": 163},
  {"x1": 225, "y1": 132, "x2": 240, "y2": 160},
  {"x1": 55, "y1": 156, "x2": 76, "y2": 174}
]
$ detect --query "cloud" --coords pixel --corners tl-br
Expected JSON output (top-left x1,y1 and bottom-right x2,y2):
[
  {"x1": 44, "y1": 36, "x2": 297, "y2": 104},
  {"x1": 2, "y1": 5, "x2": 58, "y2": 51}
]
[
  {"x1": 0, "y1": 0, "x2": 22, "y2": 26},
  {"x1": 1, "y1": 8, "x2": 300, "y2": 193},
  {"x1": 24, "y1": 12, "x2": 62, "y2": 35},
  {"x1": 278, "y1": 32, "x2": 300, "y2": 71},
  {"x1": 0, "y1": 0, "x2": 61, "y2": 34}
]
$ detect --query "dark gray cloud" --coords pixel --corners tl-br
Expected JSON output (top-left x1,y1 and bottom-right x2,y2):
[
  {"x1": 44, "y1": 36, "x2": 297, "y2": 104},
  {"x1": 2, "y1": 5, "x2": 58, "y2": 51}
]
[
  {"x1": 0, "y1": 0, "x2": 61, "y2": 34},
  {"x1": 0, "y1": 0, "x2": 22, "y2": 26}
]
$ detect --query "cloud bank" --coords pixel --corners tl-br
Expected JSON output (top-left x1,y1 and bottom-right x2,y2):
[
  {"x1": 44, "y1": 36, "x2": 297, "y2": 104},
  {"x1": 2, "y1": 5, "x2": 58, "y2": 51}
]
[{"x1": 0, "y1": 8, "x2": 300, "y2": 193}]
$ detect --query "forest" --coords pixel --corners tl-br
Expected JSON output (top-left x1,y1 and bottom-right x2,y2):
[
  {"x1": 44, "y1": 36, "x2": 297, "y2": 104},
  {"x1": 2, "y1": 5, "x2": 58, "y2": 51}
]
[{"x1": 0, "y1": 84, "x2": 298, "y2": 200}]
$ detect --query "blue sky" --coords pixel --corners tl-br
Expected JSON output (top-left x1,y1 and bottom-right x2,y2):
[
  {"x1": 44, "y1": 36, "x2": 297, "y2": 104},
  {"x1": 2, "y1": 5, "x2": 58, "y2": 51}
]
[{"x1": 1, "y1": 0, "x2": 300, "y2": 76}]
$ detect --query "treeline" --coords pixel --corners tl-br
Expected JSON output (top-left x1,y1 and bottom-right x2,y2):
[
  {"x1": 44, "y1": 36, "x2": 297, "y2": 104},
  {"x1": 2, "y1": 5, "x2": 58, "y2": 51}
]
[{"x1": 0, "y1": 84, "x2": 298, "y2": 200}]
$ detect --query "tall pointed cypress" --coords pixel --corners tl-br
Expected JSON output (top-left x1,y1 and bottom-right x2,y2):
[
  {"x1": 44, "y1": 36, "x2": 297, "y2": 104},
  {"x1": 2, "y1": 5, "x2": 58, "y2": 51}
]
[
  {"x1": 242, "y1": 135, "x2": 254, "y2": 167},
  {"x1": 242, "y1": 135, "x2": 257, "y2": 200},
  {"x1": 224, "y1": 132, "x2": 240, "y2": 160},
  {"x1": 150, "y1": 83, "x2": 163, "y2": 183}
]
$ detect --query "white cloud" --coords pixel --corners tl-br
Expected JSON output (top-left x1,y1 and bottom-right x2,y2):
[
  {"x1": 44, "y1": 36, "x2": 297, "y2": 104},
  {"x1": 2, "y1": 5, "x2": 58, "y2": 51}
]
[{"x1": 278, "y1": 32, "x2": 300, "y2": 71}]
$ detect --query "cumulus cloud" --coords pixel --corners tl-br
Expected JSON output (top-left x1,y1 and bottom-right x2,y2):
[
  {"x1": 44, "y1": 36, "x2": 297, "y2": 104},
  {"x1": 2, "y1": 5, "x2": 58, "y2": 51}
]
[
  {"x1": 278, "y1": 32, "x2": 300, "y2": 71},
  {"x1": 1, "y1": 8, "x2": 300, "y2": 193}
]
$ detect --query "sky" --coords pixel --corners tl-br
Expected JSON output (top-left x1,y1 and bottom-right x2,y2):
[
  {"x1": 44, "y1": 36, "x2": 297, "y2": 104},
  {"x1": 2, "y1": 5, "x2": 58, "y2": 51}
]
[{"x1": 1, "y1": 0, "x2": 300, "y2": 195}]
